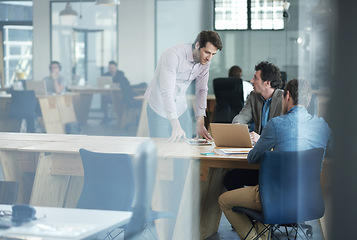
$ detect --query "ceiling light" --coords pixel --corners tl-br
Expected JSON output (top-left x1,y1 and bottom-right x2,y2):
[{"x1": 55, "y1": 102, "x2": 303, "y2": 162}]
[
  {"x1": 59, "y1": 3, "x2": 78, "y2": 17},
  {"x1": 95, "y1": 0, "x2": 120, "y2": 6}
]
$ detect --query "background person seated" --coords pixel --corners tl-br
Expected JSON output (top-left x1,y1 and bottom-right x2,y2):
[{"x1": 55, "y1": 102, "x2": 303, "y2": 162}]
[
  {"x1": 42, "y1": 61, "x2": 67, "y2": 95},
  {"x1": 228, "y1": 65, "x2": 253, "y2": 103},
  {"x1": 101, "y1": 60, "x2": 135, "y2": 125}
]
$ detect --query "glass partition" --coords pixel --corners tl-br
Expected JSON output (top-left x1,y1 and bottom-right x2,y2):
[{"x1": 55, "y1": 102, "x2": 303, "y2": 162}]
[{"x1": 51, "y1": 1, "x2": 118, "y2": 86}]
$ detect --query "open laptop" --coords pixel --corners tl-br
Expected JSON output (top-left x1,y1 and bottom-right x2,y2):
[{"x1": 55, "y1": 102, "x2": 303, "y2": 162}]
[
  {"x1": 210, "y1": 123, "x2": 252, "y2": 148},
  {"x1": 97, "y1": 76, "x2": 113, "y2": 88},
  {"x1": 26, "y1": 81, "x2": 47, "y2": 95}
]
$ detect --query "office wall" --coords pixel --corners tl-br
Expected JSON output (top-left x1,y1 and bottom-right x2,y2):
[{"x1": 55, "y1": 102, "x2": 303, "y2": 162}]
[
  {"x1": 33, "y1": 0, "x2": 51, "y2": 81},
  {"x1": 32, "y1": 0, "x2": 155, "y2": 85}
]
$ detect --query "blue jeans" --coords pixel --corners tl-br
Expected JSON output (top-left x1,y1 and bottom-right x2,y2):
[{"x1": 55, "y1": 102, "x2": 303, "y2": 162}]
[{"x1": 147, "y1": 104, "x2": 193, "y2": 138}]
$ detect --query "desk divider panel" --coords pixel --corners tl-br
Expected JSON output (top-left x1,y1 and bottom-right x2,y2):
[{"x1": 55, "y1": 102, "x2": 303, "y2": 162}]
[{"x1": 38, "y1": 94, "x2": 77, "y2": 134}]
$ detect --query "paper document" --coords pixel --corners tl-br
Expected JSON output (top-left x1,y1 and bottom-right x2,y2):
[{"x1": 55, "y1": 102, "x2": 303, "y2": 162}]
[
  {"x1": 214, "y1": 148, "x2": 252, "y2": 155},
  {"x1": 186, "y1": 139, "x2": 213, "y2": 146}
]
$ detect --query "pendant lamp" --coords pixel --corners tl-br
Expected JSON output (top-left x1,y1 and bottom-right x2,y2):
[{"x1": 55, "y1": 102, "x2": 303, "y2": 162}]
[{"x1": 59, "y1": 3, "x2": 78, "y2": 16}]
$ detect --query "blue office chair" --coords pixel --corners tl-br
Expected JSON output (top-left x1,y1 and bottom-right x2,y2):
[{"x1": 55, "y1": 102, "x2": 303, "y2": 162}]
[
  {"x1": 213, "y1": 78, "x2": 244, "y2": 123},
  {"x1": 9, "y1": 90, "x2": 38, "y2": 133},
  {"x1": 232, "y1": 148, "x2": 325, "y2": 240},
  {"x1": 77, "y1": 149, "x2": 135, "y2": 211},
  {"x1": 125, "y1": 140, "x2": 173, "y2": 240}
]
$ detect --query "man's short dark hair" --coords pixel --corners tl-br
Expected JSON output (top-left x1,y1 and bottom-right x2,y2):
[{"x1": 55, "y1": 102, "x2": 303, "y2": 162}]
[
  {"x1": 108, "y1": 60, "x2": 117, "y2": 66},
  {"x1": 255, "y1": 61, "x2": 282, "y2": 89},
  {"x1": 228, "y1": 65, "x2": 242, "y2": 78},
  {"x1": 284, "y1": 79, "x2": 312, "y2": 107},
  {"x1": 50, "y1": 61, "x2": 61, "y2": 70},
  {"x1": 192, "y1": 30, "x2": 223, "y2": 51}
]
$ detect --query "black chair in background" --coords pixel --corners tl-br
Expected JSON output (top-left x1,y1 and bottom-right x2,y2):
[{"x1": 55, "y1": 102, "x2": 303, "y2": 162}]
[
  {"x1": 9, "y1": 90, "x2": 37, "y2": 133},
  {"x1": 0, "y1": 181, "x2": 19, "y2": 204},
  {"x1": 281, "y1": 71, "x2": 288, "y2": 89},
  {"x1": 232, "y1": 148, "x2": 325, "y2": 239},
  {"x1": 213, "y1": 78, "x2": 244, "y2": 123}
]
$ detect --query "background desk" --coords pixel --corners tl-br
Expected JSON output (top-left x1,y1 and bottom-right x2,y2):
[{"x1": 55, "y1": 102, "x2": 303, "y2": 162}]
[
  {"x1": 0, "y1": 204, "x2": 132, "y2": 240},
  {"x1": 70, "y1": 86, "x2": 145, "y2": 128},
  {"x1": 0, "y1": 93, "x2": 77, "y2": 134}
]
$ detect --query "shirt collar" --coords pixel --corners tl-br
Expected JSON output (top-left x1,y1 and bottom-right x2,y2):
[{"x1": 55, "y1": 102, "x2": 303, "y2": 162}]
[
  {"x1": 287, "y1": 105, "x2": 307, "y2": 114},
  {"x1": 186, "y1": 44, "x2": 195, "y2": 63},
  {"x1": 261, "y1": 95, "x2": 272, "y2": 103}
]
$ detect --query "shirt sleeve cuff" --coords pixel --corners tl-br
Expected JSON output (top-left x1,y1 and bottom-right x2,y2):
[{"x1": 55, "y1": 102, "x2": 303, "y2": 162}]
[
  {"x1": 166, "y1": 112, "x2": 178, "y2": 120},
  {"x1": 195, "y1": 109, "x2": 206, "y2": 117}
]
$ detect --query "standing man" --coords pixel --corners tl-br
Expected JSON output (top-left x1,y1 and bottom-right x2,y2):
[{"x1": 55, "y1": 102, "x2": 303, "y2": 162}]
[
  {"x1": 219, "y1": 79, "x2": 332, "y2": 240},
  {"x1": 43, "y1": 61, "x2": 67, "y2": 94},
  {"x1": 145, "y1": 30, "x2": 223, "y2": 141},
  {"x1": 224, "y1": 61, "x2": 284, "y2": 191},
  {"x1": 101, "y1": 60, "x2": 133, "y2": 124}
]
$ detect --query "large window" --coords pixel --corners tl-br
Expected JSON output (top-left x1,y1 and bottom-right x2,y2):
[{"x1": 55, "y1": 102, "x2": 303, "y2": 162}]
[
  {"x1": 214, "y1": 0, "x2": 285, "y2": 30},
  {"x1": 0, "y1": 1, "x2": 33, "y2": 88}
]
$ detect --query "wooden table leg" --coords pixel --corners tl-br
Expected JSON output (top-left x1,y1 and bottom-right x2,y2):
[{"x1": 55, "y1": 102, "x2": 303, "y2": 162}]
[
  {"x1": 199, "y1": 166, "x2": 227, "y2": 239},
  {"x1": 30, "y1": 153, "x2": 84, "y2": 207},
  {"x1": 0, "y1": 151, "x2": 33, "y2": 204}
]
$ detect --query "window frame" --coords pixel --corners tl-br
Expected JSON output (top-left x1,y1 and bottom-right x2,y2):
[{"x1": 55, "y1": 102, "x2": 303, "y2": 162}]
[{"x1": 213, "y1": 0, "x2": 285, "y2": 31}]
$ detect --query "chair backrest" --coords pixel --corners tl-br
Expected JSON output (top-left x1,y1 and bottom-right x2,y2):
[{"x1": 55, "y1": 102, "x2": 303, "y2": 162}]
[
  {"x1": 125, "y1": 140, "x2": 157, "y2": 239},
  {"x1": 0, "y1": 181, "x2": 19, "y2": 204},
  {"x1": 259, "y1": 148, "x2": 325, "y2": 224},
  {"x1": 77, "y1": 149, "x2": 135, "y2": 211},
  {"x1": 213, "y1": 78, "x2": 244, "y2": 123},
  {"x1": 9, "y1": 90, "x2": 37, "y2": 118}
]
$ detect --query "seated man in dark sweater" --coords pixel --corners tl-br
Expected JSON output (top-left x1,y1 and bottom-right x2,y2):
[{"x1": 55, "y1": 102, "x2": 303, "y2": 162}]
[{"x1": 101, "y1": 60, "x2": 135, "y2": 124}]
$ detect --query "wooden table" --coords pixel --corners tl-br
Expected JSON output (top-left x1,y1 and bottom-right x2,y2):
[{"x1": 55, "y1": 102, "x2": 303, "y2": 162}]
[
  {"x1": 0, "y1": 204, "x2": 132, "y2": 239},
  {"x1": 0, "y1": 132, "x2": 255, "y2": 239}
]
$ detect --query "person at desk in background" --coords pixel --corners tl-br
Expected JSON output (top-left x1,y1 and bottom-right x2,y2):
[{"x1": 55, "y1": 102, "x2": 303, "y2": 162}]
[
  {"x1": 144, "y1": 30, "x2": 222, "y2": 142},
  {"x1": 224, "y1": 61, "x2": 284, "y2": 191},
  {"x1": 219, "y1": 79, "x2": 332, "y2": 240},
  {"x1": 228, "y1": 65, "x2": 253, "y2": 103},
  {"x1": 101, "y1": 60, "x2": 134, "y2": 124},
  {"x1": 43, "y1": 61, "x2": 67, "y2": 94}
]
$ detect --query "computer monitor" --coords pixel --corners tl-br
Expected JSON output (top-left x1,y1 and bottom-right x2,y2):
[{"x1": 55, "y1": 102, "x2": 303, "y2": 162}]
[{"x1": 26, "y1": 81, "x2": 47, "y2": 95}]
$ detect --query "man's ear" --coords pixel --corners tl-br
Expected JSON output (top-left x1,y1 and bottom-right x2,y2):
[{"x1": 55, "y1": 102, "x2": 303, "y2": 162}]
[
  {"x1": 195, "y1": 42, "x2": 200, "y2": 50},
  {"x1": 264, "y1": 81, "x2": 272, "y2": 87},
  {"x1": 285, "y1": 90, "x2": 291, "y2": 100}
]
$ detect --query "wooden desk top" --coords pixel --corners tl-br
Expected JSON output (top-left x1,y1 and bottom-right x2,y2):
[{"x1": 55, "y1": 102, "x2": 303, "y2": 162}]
[{"x1": 0, "y1": 132, "x2": 254, "y2": 169}]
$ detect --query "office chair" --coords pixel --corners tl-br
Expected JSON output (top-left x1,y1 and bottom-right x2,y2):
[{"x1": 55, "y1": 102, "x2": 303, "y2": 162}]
[
  {"x1": 232, "y1": 148, "x2": 325, "y2": 240},
  {"x1": 125, "y1": 140, "x2": 173, "y2": 240},
  {"x1": 77, "y1": 149, "x2": 135, "y2": 211},
  {"x1": 213, "y1": 78, "x2": 244, "y2": 123},
  {"x1": 9, "y1": 90, "x2": 38, "y2": 133},
  {"x1": 0, "y1": 181, "x2": 19, "y2": 204}
]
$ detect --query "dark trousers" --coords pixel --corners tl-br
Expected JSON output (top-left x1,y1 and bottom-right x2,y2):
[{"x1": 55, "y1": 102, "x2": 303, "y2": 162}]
[{"x1": 223, "y1": 169, "x2": 260, "y2": 191}]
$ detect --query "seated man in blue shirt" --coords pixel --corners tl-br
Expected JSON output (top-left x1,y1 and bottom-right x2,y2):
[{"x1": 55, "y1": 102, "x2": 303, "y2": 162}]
[{"x1": 218, "y1": 79, "x2": 332, "y2": 240}]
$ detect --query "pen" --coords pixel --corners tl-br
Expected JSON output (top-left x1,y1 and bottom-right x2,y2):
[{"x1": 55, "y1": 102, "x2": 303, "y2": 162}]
[{"x1": 201, "y1": 152, "x2": 215, "y2": 155}]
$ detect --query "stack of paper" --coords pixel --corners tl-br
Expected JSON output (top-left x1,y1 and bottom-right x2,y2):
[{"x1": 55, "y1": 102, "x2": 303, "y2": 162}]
[{"x1": 214, "y1": 148, "x2": 252, "y2": 155}]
